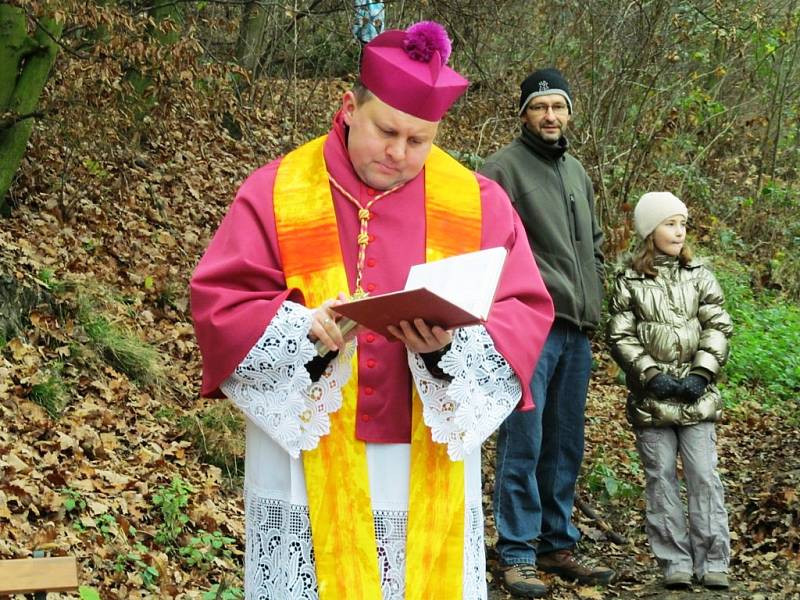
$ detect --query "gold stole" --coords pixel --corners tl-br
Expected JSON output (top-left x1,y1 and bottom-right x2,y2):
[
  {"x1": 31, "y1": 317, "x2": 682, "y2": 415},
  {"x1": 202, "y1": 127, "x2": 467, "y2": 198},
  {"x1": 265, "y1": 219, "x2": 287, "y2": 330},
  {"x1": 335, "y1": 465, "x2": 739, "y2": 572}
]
[{"x1": 273, "y1": 135, "x2": 481, "y2": 599}]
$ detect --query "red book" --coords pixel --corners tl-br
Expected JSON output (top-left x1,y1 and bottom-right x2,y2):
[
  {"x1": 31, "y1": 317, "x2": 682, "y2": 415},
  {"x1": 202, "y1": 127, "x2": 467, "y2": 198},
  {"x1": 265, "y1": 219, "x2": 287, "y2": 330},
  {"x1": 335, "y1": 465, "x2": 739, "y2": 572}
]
[
  {"x1": 332, "y1": 247, "x2": 508, "y2": 339},
  {"x1": 332, "y1": 287, "x2": 485, "y2": 339}
]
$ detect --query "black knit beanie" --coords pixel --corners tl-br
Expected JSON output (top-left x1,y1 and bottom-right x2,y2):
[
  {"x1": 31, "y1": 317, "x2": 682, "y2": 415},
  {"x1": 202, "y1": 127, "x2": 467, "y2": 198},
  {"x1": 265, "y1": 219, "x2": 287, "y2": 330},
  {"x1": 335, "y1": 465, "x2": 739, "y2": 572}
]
[{"x1": 518, "y1": 68, "x2": 573, "y2": 115}]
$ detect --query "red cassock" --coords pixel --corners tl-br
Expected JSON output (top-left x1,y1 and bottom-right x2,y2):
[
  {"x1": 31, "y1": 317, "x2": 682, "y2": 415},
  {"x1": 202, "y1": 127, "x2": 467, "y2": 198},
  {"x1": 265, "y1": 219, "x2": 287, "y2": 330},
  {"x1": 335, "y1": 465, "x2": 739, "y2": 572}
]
[{"x1": 190, "y1": 111, "x2": 554, "y2": 443}]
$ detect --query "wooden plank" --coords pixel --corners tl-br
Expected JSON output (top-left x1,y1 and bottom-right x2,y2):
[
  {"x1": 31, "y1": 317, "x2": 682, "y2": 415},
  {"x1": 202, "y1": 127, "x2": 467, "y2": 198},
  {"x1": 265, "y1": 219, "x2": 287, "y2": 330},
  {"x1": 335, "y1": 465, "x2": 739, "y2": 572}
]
[{"x1": 0, "y1": 556, "x2": 79, "y2": 594}]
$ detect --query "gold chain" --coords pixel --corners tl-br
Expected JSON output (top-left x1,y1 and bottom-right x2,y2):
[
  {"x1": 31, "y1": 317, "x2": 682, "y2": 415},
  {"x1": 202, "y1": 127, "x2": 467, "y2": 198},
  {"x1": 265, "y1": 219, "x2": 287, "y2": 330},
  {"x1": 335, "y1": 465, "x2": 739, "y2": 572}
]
[{"x1": 328, "y1": 174, "x2": 402, "y2": 296}]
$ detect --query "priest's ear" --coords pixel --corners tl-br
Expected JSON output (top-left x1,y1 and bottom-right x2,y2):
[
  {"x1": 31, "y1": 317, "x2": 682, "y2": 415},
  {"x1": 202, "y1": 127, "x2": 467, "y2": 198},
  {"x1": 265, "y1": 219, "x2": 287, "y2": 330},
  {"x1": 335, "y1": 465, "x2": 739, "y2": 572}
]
[{"x1": 342, "y1": 90, "x2": 357, "y2": 126}]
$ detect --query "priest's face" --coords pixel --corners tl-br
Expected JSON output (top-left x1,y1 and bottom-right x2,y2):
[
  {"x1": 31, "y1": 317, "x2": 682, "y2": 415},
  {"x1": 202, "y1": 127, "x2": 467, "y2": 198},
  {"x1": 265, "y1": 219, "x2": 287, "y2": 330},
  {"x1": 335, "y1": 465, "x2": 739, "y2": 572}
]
[{"x1": 342, "y1": 91, "x2": 439, "y2": 190}]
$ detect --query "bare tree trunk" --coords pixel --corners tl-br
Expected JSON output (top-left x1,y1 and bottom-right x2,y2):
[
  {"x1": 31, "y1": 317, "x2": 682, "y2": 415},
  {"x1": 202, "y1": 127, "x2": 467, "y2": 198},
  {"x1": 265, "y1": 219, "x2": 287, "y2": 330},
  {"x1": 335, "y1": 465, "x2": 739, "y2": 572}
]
[
  {"x1": 767, "y1": 2, "x2": 800, "y2": 182},
  {"x1": 0, "y1": 6, "x2": 63, "y2": 214},
  {"x1": 236, "y1": 0, "x2": 270, "y2": 75}
]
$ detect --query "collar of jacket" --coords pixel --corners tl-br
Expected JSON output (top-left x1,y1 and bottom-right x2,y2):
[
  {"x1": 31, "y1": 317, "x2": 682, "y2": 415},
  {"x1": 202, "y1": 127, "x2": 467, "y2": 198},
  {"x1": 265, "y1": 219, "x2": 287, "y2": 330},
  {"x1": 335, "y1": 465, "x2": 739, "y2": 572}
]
[
  {"x1": 653, "y1": 254, "x2": 679, "y2": 267},
  {"x1": 519, "y1": 124, "x2": 568, "y2": 161},
  {"x1": 653, "y1": 255, "x2": 704, "y2": 270},
  {"x1": 622, "y1": 256, "x2": 704, "y2": 279}
]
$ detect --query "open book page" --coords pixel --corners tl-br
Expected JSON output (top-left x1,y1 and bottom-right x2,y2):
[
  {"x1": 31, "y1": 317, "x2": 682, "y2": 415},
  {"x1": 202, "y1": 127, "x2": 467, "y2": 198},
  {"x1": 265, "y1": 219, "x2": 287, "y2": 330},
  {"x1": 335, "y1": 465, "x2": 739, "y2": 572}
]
[
  {"x1": 404, "y1": 246, "x2": 508, "y2": 320},
  {"x1": 324, "y1": 246, "x2": 508, "y2": 344}
]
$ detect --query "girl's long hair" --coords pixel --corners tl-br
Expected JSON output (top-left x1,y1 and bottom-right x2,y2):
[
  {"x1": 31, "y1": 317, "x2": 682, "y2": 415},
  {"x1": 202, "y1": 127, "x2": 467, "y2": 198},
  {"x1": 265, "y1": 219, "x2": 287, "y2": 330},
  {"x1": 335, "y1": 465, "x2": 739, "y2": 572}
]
[{"x1": 632, "y1": 235, "x2": 693, "y2": 277}]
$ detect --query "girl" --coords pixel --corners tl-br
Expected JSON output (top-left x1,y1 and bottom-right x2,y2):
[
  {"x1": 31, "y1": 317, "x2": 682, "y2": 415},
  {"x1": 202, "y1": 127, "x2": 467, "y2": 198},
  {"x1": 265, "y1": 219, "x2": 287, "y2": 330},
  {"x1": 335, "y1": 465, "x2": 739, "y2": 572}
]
[{"x1": 607, "y1": 192, "x2": 733, "y2": 590}]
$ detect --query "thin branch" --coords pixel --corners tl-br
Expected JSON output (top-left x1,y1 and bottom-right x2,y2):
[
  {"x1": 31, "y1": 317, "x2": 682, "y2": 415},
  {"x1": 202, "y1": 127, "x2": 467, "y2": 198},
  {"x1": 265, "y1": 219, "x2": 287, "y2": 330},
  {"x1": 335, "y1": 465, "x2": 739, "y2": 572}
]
[
  {"x1": 575, "y1": 494, "x2": 629, "y2": 546},
  {"x1": 0, "y1": 110, "x2": 50, "y2": 130},
  {"x1": 678, "y1": 120, "x2": 735, "y2": 196},
  {"x1": 137, "y1": 0, "x2": 278, "y2": 15},
  {"x1": 282, "y1": 0, "x2": 327, "y2": 35},
  {"x1": 690, "y1": 3, "x2": 725, "y2": 30},
  {"x1": 137, "y1": 0, "x2": 341, "y2": 19},
  {"x1": 28, "y1": 14, "x2": 96, "y2": 61}
]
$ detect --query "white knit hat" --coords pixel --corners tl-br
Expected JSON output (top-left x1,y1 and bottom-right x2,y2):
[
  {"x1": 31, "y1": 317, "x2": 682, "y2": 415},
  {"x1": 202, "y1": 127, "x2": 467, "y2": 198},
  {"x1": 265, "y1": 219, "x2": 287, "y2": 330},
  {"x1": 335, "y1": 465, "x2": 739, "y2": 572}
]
[{"x1": 633, "y1": 192, "x2": 688, "y2": 239}]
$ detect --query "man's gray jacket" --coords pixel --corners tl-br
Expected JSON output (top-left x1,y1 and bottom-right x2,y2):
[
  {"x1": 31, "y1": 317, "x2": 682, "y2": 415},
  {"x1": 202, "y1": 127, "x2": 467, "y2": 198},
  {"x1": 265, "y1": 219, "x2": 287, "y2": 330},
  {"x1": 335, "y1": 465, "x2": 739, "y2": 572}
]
[{"x1": 480, "y1": 126, "x2": 605, "y2": 331}]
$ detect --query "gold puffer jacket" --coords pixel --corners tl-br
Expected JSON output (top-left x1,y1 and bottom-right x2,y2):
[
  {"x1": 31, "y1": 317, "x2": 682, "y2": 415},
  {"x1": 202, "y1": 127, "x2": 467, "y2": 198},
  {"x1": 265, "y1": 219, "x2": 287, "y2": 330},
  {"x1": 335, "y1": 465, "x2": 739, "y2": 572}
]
[{"x1": 607, "y1": 256, "x2": 733, "y2": 427}]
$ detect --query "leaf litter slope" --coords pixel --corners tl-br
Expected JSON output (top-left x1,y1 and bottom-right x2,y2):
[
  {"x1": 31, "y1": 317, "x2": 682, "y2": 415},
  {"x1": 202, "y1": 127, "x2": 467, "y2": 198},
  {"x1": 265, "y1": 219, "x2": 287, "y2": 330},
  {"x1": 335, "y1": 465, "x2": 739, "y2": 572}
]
[{"x1": 1, "y1": 14, "x2": 798, "y2": 599}]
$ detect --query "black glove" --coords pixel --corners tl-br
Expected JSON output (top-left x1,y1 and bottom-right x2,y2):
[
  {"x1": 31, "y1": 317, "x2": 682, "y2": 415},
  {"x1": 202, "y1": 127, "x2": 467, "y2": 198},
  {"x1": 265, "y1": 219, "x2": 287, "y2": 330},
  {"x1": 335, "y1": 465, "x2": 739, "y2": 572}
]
[
  {"x1": 421, "y1": 343, "x2": 453, "y2": 381},
  {"x1": 646, "y1": 373, "x2": 683, "y2": 399},
  {"x1": 680, "y1": 373, "x2": 709, "y2": 402}
]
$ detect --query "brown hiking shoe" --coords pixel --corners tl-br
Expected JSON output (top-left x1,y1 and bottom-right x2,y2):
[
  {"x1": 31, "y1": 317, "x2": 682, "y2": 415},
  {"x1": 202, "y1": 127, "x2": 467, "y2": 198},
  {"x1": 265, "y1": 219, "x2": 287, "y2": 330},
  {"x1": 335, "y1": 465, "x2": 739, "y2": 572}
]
[
  {"x1": 501, "y1": 564, "x2": 548, "y2": 598},
  {"x1": 537, "y1": 549, "x2": 615, "y2": 585}
]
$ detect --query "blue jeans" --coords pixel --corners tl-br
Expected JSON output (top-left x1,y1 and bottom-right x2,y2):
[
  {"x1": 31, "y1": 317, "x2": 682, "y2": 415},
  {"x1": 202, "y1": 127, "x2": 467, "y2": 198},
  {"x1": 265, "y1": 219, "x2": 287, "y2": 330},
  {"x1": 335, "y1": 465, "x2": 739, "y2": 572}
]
[{"x1": 494, "y1": 319, "x2": 592, "y2": 566}]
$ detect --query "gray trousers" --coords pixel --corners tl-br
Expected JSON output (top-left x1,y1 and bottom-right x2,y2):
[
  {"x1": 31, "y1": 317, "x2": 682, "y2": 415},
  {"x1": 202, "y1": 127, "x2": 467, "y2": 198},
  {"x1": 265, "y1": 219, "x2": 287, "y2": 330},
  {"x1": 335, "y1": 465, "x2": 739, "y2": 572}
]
[{"x1": 635, "y1": 422, "x2": 730, "y2": 578}]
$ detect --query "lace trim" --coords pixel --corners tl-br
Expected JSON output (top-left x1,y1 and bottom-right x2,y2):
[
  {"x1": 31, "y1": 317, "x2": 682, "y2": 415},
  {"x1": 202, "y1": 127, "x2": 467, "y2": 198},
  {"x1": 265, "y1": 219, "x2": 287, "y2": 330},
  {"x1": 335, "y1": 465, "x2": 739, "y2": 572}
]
[
  {"x1": 409, "y1": 326, "x2": 521, "y2": 460},
  {"x1": 221, "y1": 301, "x2": 355, "y2": 458},
  {"x1": 244, "y1": 492, "x2": 486, "y2": 600}
]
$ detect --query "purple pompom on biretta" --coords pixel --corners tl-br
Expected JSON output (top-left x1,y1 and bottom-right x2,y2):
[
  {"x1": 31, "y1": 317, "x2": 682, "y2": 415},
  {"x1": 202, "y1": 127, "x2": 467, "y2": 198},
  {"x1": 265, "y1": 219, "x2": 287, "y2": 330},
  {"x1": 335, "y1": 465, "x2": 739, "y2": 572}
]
[
  {"x1": 403, "y1": 21, "x2": 452, "y2": 65},
  {"x1": 359, "y1": 20, "x2": 468, "y2": 121}
]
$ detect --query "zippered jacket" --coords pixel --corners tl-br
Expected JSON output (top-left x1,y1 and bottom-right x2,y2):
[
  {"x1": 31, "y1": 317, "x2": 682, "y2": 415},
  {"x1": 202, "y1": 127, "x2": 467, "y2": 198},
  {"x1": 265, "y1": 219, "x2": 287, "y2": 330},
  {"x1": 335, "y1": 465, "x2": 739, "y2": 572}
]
[
  {"x1": 607, "y1": 256, "x2": 733, "y2": 427},
  {"x1": 480, "y1": 126, "x2": 605, "y2": 330}
]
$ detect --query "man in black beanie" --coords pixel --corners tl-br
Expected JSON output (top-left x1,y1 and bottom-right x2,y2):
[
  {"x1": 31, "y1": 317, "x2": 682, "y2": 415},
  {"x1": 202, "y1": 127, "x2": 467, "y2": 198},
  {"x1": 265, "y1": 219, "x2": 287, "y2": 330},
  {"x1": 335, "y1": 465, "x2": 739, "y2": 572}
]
[{"x1": 480, "y1": 68, "x2": 613, "y2": 597}]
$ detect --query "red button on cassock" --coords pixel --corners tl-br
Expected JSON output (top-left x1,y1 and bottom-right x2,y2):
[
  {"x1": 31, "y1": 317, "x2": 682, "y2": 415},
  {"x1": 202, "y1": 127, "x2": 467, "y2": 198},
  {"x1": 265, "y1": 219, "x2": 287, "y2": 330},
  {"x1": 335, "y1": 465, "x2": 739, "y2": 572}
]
[
  {"x1": 366, "y1": 359, "x2": 376, "y2": 368},
  {"x1": 365, "y1": 333, "x2": 376, "y2": 343},
  {"x1": 367, "y1": 258, "x2": 377, "y2": 267},
  {"x1": 361, "y1": 414, "x2": 371, "y2": 422},
  {"x1": 366, "y1": 282, "x2": 376, "y2": 292},
  {"x1": 364, "y1": 386, "x2": 374, "y2": 396}
]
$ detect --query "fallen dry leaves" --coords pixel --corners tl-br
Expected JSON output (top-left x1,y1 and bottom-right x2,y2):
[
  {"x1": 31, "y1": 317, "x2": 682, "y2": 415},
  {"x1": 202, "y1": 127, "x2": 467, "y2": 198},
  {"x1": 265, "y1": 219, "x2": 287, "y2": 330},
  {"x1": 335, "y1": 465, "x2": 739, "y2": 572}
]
[{"x1": 1, "y1": 3, "x2": 798, "y2": 599}]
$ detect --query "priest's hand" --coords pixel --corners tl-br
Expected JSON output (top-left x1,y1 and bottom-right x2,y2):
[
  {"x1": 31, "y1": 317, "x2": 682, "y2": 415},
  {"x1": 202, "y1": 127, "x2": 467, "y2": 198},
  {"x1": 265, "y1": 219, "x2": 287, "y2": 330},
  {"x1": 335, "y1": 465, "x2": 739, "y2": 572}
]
[
  {"x1": 310, "y1": 294, "x2": 361, "y2": 352},
  {"x1": 387, "y1": 318, "x2": 452, "y2": 354}
]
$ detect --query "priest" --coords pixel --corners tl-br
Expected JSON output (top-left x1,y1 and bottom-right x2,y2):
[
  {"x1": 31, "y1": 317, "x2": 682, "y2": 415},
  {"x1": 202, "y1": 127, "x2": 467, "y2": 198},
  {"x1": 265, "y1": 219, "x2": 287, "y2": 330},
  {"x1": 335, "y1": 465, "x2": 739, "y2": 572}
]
[{"x1": 190, "y1": 20, "x2": 554, "y2": 600}]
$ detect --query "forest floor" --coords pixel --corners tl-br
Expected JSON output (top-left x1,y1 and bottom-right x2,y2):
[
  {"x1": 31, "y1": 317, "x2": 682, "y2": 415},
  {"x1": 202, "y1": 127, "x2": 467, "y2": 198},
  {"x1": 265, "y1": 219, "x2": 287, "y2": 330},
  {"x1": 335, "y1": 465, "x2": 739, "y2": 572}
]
[
  {"x1": 2, "y1": 181, "x2": 798, "y2": 597},
  {"x1": 1, "y1": 48, "x2": 798, "y2": 598}
]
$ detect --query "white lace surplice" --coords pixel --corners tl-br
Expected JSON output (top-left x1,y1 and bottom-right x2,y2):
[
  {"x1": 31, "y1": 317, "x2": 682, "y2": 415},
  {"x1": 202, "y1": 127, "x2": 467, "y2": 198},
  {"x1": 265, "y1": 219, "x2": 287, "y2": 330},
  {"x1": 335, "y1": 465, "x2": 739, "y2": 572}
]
[{"x1": 221, "y1": 301, "x2": 521, "y2": 600}]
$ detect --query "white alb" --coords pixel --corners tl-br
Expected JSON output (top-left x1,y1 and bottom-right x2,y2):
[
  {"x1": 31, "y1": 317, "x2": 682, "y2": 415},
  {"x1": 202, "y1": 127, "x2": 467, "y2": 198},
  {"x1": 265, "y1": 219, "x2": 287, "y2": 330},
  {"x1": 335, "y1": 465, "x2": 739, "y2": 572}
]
[{"x1": 221, "y1": 302, "x2": 521, "y2": 600}]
